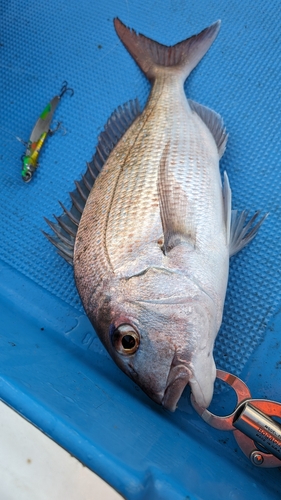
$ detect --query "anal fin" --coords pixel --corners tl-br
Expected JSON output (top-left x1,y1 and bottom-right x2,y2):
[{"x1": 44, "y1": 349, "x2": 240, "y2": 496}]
[
  {"x1": 188, "y1": 99, "x2": 228, "y2": 158},
  {"x1": 223, "y1": 171, "x2": 232, "y2": 245}
]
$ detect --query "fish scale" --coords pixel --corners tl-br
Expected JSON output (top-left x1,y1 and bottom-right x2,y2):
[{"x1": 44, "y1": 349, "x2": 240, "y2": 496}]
[
  {"x1": 93, "y1": 110, "x2": 164, "y2": 273},
  {"x1": 108, "y1": 86, "x2": 214, "y2": 269}
]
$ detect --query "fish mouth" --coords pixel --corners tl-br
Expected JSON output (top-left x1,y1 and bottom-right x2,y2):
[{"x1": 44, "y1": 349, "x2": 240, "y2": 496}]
[
  {"x1": 162, "y1": 352, "x2": 217, "y2": 411},
  {"x1": 162, "y1": 362, "x2": 192, "y2": 412}
]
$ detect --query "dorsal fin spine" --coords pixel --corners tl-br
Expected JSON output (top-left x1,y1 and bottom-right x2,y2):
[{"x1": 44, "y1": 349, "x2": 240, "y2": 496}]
[
  {"x1": 82, "y1": 174, "x2": 92, "y2": 192},
  {"x1": 74, "y1": 181, "x2": 88, "y2": 202},
  {"x1": 59, "y1": 201, "x2": 79, "y2": 226}
]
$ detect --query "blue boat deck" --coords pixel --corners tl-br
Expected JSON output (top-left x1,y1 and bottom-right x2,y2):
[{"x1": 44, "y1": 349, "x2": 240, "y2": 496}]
[{"x1": 0, "y1": 1, "x2": 281, "y2": 498}]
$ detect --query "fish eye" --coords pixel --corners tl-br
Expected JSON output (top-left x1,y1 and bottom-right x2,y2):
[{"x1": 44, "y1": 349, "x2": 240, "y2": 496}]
[{"x1": 112, "y1": 324, "x2": 140, "y2": 355}]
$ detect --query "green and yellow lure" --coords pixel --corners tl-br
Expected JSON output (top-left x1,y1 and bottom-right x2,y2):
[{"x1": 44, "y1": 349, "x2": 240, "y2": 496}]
[{"x1": 21, "y1": 81, "x2": 73, "y2": 183}]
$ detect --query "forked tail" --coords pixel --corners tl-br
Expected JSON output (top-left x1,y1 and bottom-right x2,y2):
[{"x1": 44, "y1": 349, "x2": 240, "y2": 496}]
[{"x1": 114, "y1": 18, "x2": 221, "y2": 82}]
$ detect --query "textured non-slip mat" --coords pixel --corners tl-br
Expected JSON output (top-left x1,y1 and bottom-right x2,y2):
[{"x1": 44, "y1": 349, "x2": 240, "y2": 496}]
[
  {"x1": 1, "y1": 1, "x2": 281, "y2": 498},
  {"x1": 1, "y1": 0, "x2": 280, "y2": 376}
]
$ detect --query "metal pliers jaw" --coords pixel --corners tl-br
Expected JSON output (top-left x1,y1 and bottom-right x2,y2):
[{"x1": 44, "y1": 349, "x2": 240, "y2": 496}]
[{"x1": 191, "y1": 370, "x2": 281, "y2": 468}]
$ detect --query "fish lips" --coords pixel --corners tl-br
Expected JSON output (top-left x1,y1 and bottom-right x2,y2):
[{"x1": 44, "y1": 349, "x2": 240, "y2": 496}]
[{"x1": 162, "y1": 364, "x2": 192, "y2": 412}]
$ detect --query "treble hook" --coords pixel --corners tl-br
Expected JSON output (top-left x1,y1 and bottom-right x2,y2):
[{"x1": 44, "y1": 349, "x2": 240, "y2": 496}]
[{"x1": 60, "y1": 81, "x2": 74, "y2": 98}]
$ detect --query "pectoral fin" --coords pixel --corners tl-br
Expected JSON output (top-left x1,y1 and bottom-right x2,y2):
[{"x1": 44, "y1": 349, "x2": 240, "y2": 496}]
[{"x1": 158, "y1": 144, "x2": 196, "y2": 254}]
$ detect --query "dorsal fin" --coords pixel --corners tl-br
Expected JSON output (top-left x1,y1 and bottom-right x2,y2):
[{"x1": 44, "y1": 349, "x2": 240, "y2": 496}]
[
  {"x1": 44, "y1": 99, "x2": 141, "y2": 264},
  {"x1": 188, "y1": 99, "x2": 228, "y2": 158}
]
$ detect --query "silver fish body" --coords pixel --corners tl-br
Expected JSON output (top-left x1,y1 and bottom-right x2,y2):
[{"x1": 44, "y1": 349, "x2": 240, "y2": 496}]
[
  {"x1": 74, "y1": 19, "x2": 229, "y2": 410},
  {"x1": 47, "y1": 19, "x2": 266, "y2": 412}
]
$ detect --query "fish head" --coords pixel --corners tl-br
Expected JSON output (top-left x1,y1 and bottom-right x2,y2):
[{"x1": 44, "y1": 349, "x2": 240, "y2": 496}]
[{"x1": 89, "y1": 268, "x2": 218, "y2": 412}]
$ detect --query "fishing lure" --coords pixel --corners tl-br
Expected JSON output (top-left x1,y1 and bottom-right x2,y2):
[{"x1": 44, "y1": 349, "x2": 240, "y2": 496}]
[{"x1": 21, "y1": 81, "x2": 74, "y2": 183}]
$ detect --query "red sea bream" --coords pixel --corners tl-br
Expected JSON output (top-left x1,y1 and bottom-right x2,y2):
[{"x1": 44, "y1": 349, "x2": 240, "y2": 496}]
[{"x1": 45, "y1": 19, "x2": 266, "y2": 411}]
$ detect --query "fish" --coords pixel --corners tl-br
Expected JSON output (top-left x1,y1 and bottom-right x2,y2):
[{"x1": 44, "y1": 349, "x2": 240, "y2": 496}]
[{"x1": 45, "y1": 19, "x2": 267, "y2": 411}]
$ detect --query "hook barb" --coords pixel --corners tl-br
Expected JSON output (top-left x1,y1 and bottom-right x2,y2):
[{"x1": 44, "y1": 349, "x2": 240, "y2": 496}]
[{"x1": 60, "y1": 81, "x2": 74, "y2": 98}]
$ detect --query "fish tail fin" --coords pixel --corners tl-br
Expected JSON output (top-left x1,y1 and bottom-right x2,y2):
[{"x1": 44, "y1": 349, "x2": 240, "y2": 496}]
[{"x1": 114, "y1": 18, "x2": 221, "y2": 82}]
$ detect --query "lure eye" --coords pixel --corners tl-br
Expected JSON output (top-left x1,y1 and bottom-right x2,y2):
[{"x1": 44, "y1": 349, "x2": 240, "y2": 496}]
[
  {"x1": 22, "y1": 171, "x2": 32, "y2": 183},
  {"x1": 112, "y1": 324, "x2": 140, "y2": 355}
]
